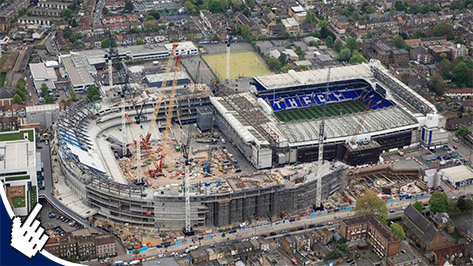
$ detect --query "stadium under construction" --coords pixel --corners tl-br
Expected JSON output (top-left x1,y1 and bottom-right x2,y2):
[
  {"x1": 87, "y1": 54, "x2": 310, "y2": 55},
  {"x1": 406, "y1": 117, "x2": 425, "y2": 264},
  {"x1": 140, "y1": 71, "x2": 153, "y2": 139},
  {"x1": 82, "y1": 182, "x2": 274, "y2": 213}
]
[{"x1": 54, "y1": 59, "x2": 445, "y2": 231}]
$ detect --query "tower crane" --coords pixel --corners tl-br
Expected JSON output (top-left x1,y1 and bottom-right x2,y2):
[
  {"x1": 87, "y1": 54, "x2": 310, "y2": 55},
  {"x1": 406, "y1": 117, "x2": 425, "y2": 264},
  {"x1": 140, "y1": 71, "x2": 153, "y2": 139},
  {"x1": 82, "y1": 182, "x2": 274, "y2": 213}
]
[
  {"x1": 343, "y1": 100, "x2": 373, "y2": 162},
  {"x1": 316, "y1": 67, "x2": 330, "y2": 210},
  {"x1": 147, "y1": 55, "x2": 182, "y2": 177},
  {"x1": 124, "y1": 113, "x2": 144, "y2": 183},
  {"x1": 225, "y1": 35, "x2": 233, "y2": 81},
  {"x1": 145, "y1": 44, "x2": 179, "y2": 144}
]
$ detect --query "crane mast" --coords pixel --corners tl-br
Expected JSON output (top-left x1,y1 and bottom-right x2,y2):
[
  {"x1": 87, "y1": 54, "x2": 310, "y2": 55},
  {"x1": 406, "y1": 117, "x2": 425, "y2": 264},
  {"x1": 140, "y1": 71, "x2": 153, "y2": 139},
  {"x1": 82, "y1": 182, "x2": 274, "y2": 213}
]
[
  {"x1": 316, "y1": 67, "x2": 331, "y2": 208},
  {"x1": 145, "y1": 44, "x2": 179, "y2": 144}
]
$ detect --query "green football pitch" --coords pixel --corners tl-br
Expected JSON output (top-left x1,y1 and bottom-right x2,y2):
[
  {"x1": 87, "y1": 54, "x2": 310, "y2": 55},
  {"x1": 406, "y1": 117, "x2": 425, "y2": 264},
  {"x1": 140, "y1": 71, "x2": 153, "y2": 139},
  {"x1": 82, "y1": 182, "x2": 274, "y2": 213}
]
[{"x1": 275, "y1": 100, "x2": 367, "y2": 122}]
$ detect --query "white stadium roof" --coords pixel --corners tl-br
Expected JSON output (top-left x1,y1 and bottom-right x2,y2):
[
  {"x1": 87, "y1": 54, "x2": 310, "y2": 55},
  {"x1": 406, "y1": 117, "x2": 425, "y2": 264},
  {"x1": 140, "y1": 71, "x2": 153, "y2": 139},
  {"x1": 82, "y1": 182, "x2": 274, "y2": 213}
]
[{"x1": 254, "y1": 64, "x2": 373, "y2": 90}]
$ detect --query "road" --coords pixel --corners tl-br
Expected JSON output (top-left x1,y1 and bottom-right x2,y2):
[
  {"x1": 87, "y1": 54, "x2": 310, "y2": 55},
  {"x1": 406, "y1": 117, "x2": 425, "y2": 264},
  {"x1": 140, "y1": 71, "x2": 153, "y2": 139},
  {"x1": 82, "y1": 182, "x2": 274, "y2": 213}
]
[{"x1": 114, "y1": 196, "x2": 428, "y2": 261}]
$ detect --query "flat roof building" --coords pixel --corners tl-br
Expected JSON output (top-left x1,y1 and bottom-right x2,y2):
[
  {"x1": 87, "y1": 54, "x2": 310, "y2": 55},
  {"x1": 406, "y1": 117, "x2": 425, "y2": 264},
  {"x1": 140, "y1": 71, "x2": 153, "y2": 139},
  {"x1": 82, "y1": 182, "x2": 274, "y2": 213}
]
[
  {"x1": 26, "y1": 103, "x2": 60, "y2": 129},
  {"x1": 29, "y1": 63, "x2": 58, "y2": 92},
  {"x1": 440, "y1": 165, "x2": 473, "y2": 188},
  {"x1": 0, "y1": 129, "x2": 38, "y2": 216},
  {"x1": 59, "y1": 54, "x2": 95, "y2": 93}
]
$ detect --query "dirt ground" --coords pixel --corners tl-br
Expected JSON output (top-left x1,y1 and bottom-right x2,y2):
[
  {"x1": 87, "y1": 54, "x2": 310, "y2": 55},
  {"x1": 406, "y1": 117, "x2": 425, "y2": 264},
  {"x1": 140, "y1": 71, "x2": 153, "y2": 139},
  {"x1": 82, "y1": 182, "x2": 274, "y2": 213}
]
[{"x1": 0, "y1": 51, "x2": 19, "y2": 72}]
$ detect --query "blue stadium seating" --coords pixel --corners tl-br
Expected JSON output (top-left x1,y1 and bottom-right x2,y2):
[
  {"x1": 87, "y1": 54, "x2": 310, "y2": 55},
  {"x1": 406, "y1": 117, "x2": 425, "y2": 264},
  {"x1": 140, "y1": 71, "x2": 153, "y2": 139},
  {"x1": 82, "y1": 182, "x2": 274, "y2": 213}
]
[{"x1": 261, "y1": 86, "x2": 394, "y2": 113}]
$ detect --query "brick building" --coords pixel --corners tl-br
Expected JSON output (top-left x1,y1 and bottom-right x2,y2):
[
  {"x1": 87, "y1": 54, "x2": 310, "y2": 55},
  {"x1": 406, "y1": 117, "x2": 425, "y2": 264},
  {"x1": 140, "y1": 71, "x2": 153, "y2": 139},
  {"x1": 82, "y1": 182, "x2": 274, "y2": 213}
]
[
  {"x1": 95, "y1": 236, "x2": 116, "y2": 258},
  {"x1": 402, "y1": 205, "x2": 455, "y2": 251},
  {"x1": 340, "y1": 215, "x2": 400, "y2": 258}
]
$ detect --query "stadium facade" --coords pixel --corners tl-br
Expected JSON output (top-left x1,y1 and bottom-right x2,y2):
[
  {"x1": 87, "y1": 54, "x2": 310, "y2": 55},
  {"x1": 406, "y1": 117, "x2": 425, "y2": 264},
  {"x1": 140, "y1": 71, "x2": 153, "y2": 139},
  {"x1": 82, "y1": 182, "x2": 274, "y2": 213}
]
[
  {"x1": 212, "y1": 60, "x2": 447, "y2": 169},
  {"x1": 56, "y1": 88, "x2": 341, "y2": 229}
]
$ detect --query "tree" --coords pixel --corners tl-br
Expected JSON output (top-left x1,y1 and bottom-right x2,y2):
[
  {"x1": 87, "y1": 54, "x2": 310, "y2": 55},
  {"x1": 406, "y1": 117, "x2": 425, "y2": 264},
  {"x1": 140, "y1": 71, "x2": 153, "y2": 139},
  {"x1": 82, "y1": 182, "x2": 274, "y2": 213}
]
[
  {"x1": 136, "y1": 39, "x2": 145, "y2": 45},
  {"x1": 456, "y1": 198, "x2": 473, "y2": 212},
  {"x1": 306, "y1": 11, "x2": 317, "y2": 24},
  {"x1": 124, "y1": 0, "x2": 134, "y2": 12},
  {"x1": 318, "y1": 20, "x2": 329, "y2": 28},
  {"x1": 390, "y1": 223, "x2": 405, "y2": 240},
  {"x1": 334, "y1": 38, "x2": 343, "y2": 52},
  {"x1": 325, "y1": 36, "x2": 333, "y2": 47},
  {"x1": 413, "y1": 201, "x2": 424, "y2": 213},
  {"x1": 354, "y1": 190, "x2": 387, "y2": 216},
  {"x1": 267, "y1": 57, "x2": 281, "y2": 72},
  {"x1": 336, "y1": 242, "x2": 348, "y2": 253},
  {"x1": 187, "y1": 34, "x2": 195, "y2": 42},
  {"x1": 350, "y1": 50, "x2": 367, "y2": 64},
  {"x1": 339, "y1": 48, "x2": 351, "y2": 62},
  {"x1": 429, "y1": 191, "x2": 449, "y2": 213},
  {"x1": 394, "y1": 0, "x2": 405, "y2": 11},
  {"x1": 87, "y1": 86, "x2": 101, "y2": 102},
  {"x1": 278, "y1": 53, "x2": 287, "y2": 66},
  {"x1": 393, "y1": 36, "x2": 407, "y2": 49},
  {"x1": 428, "y1": 73, "x2": 446, "y2": 96},
  {"x1": 14, "y1": 88, "x2": 25, "y2": 101},
  {"x1": 144, "y1": 22, "x2": 159, "y2": 32},
  {"x1": 377, "y1": 213, "x2": 387, "y2": 225},
  {"x1": 438, "y1": 58, "x2": 452, "y2": 80},
  {"x1": 63, "y1": 8, "x2": 73, "y2": 18},
  {"x1": 247, "y1": 0, "x2": 255, "y2": 9},
  {"x1": 453, "y1": 62, "x2": 469, "y2": 87},
  {"x1": 458, "y1": 126, "x2": 470, "y2": 138},
  {"x1": 133, "y1": 249, "x2": 139, "y2": 255},
  {"x1": 320, "y1": 27, "x2": 335, "y2": 40},
  {"x1": 345, "y1": 38, "x2": 358, "y2": 52},
  {"x1": 68, "y1": 89, "x2": 77, "y2": 102},
  {"x1": 12, "y1": 94, "x2": 22, "y2": 104},
  {"x1": 149, "y1": 9, "x2": 160, "y2": 19},
  {"x1": 183, "y1": 0, "x2": 197, "y2": 14},
  {"x1": 101, "y1": 39, "x2": 111, "y2": 48},
  {"x1": 238, "y1": 24, "x2": 250, "y2": 39},
  {"x1": 432, "y1": 22, "x2": 455, "y2": 40},
  {"x1": 208, "y1": 0, "x2": 223, "y2": 13}
]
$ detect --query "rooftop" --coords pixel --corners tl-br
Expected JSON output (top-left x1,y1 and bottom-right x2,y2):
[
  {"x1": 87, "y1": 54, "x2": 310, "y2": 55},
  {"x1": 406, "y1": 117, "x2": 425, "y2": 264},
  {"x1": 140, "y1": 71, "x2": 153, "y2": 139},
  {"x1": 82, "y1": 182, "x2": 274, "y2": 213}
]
[
  {"x1": 61, "y1": 55, "x2": 95, "y2": 87},
  {"x1": 0, "y1": 130, "x2": 36, "y2": 170},
  {"x1": 25, "y1": 103, "x2": 59, "y2": 113},
  {"x1": 342, "y1": 214, "x2": 399, "y2": 243},
  {"x1": 254, "y1": 65, "x2": 373, "y2": 90},
  {"x1": 440, "y1": 165, "x2": 473, "y2": 183},
  {"x1": 29, "y1": 63, "x2": 57, "y2": 80}
]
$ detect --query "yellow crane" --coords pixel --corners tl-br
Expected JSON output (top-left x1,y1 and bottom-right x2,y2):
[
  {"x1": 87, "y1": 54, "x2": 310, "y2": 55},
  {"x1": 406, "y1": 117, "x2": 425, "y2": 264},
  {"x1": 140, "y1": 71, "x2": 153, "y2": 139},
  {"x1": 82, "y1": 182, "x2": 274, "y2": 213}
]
[{"x1": 144, "y1": 43, "x2": 179, "y2": 144}]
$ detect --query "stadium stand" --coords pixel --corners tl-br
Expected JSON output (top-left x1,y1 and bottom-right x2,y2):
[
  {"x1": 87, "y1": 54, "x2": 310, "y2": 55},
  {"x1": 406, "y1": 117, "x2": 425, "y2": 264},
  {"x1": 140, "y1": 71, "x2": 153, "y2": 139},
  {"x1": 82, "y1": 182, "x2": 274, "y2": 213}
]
[{"x1": 261, "y1": 85, "x2": 391, "y2": 113}]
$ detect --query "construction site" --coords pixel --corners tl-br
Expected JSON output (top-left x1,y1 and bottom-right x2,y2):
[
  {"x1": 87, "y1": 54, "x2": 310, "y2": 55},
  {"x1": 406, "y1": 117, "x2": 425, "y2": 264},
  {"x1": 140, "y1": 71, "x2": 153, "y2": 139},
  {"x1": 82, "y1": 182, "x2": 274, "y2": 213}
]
[{"x1": 52, "y1": 36, "x2": 446, "y2": 251}]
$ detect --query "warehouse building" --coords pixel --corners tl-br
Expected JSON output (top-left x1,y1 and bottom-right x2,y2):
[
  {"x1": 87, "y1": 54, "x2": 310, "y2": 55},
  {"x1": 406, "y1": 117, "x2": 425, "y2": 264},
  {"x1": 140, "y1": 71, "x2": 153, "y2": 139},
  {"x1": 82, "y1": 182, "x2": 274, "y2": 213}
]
[
  {"x1": 440, "y1": 165, "x2": 473, "y2": 188},
  {"x1": 29, "y1": 62, "x2": 58, "y2": 92}
]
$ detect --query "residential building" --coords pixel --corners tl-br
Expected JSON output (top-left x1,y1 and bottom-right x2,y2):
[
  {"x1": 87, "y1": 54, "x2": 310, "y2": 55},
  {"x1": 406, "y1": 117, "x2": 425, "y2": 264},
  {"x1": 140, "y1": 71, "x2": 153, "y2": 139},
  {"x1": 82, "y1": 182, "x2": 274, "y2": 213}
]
[
  {"x1": 0, "y1": 0, "x2": 30, "y2": 30},
  {"x1": 267, "y1": 24, "x2": 285, "y2": 37},
  {"x1": 235, "y1": 12, "x2": 259, "y2": 36},
  {"x1": 95, "y1": 235, "x2": 116, "y2": 258},
  {"x1": 289, "y1": 6, "x2": 306, "y2": 23},
  {"x1": 190, "y1": 249, "x2": 209, "y2": 264},
  {"x1": 445, "y1": 89, "x2": 473, "y2": 98},
  {"x1": 281, "y1": 18, "x2": 300, "y2": 35},
  {"x1": 17, "y1": 16, "x2": 52, "y2": 27},
  {"x1": 410, "y1": 47, "x2": 431, "y2": 64},
  {"x1": 37, "y1": 1, "x2": 69, "y2": 10},
  {"x1": 44, "y1": 237, "x2": 61, "y2": 258},
  {"x1": 25, "y1": 103, "x2": 60, "y2": 129},
  {"x1": 428, "y1": 42, "x2": 468, "y2": 62},
  {"x1": 340, "y1": 215, "x2": 400, "y2": 258},
  {"x1": 0, "y1": 129, "x2": 38, "y2": 216},
  {"x1": 0, "y1": 87, "x2": 14, "y2": 107},
  {"x1": 402, "y1": 205, "x2": 455, "y2": 251},
  {"x1": 77, "y1": 236, "x2": 96, "y2": 259},
  {"x1": 387, "y1": 253, "x2": 422, "y2": 266},
  {"x1": 430, "y1": 244, "x2": 468, "y2": 266},
  {"x1": 0, "y1": 104, "x2": 26, "y2": 130}
]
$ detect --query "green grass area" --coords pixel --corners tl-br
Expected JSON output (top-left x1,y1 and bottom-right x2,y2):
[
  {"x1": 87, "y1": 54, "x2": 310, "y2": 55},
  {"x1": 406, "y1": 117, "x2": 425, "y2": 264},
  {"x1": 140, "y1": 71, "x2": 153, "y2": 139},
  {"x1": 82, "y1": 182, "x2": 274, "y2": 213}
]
[
  {"x1": 28, "y1": 186, "x2": 37, "y2": 212},
  {"x1": 11, "y1": 196, "x2": 26, "y2": 208},
  {"x1": 0, "y1": 72, "x2": 6, "y2": 87},
  {"x1": 5, "y1": 175, "x2": 30, "y2": 182},
  {"x1": 275, "y1": 100, "x2": 367, "y2": 122},
  {"x1": 387, "y1": 216, "x2": 403, "y2": 223},
  {"x1": 202, "y1": 51, "x2": 272, "y2": 80},
  {"x1": 0, "y1": 129, "x2": 34, "y2": 142},
  {"x1": 450, "y1": 232, "x2": 461, "y2": 241}
]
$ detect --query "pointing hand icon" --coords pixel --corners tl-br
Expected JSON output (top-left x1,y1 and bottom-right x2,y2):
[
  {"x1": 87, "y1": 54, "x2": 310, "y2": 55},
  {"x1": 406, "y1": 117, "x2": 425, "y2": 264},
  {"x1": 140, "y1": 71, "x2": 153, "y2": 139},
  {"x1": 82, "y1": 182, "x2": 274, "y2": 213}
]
[{"x1": 10, "y1": 203, "x2": 49, "y2": 258}]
